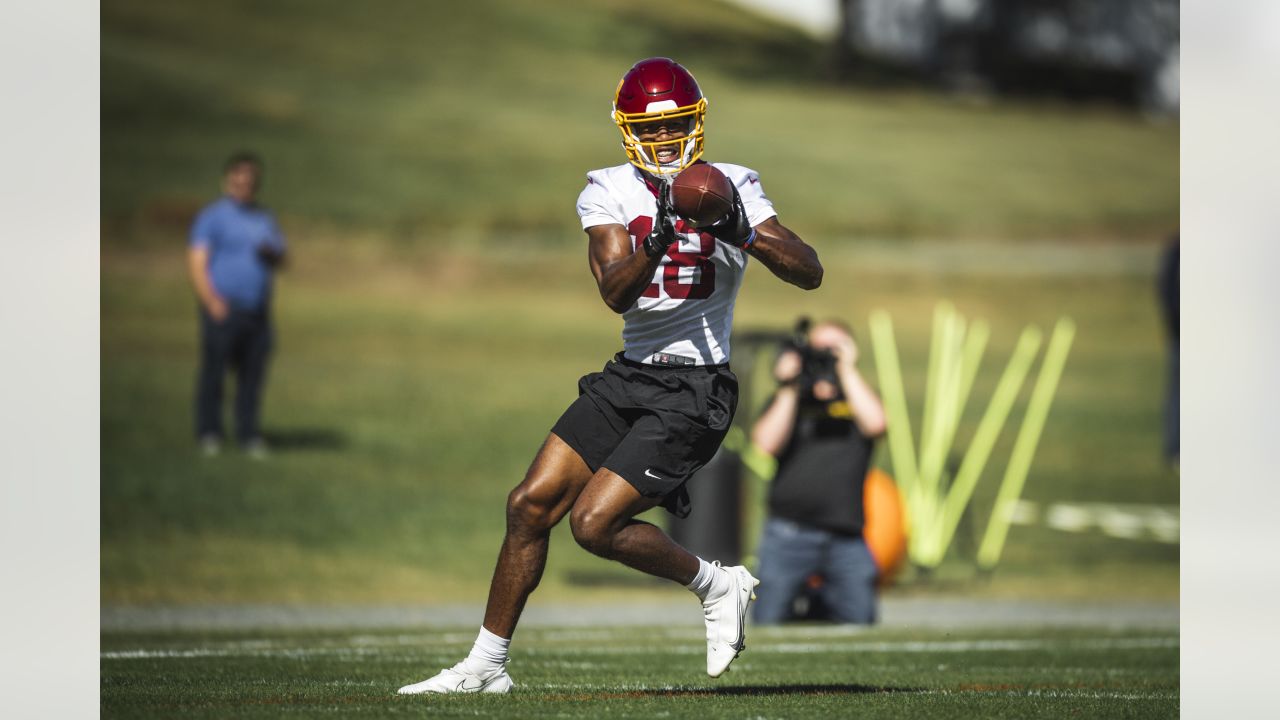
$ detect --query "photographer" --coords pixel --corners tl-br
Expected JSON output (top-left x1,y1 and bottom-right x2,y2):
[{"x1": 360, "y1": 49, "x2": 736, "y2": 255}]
[{"x1": 750, "y1": 319, "x2": 887, "y2": 624}]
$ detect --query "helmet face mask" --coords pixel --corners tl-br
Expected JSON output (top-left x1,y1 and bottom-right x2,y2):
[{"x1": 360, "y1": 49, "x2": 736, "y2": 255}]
[{"x1": 612, "y1": 58, "x2": 707, "y2": 177}]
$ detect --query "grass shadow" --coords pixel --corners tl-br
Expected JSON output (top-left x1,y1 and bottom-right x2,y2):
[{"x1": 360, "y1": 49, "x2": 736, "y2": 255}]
[
  {"x1": 684, "y1": 684, "x2": 920, "y2": 697},
  {"x1": 540, "y1": 684, "x2": 922, "y2": 701},
  {"x1": 262, "y1": 427, "x2": 346, "y2": 452}
]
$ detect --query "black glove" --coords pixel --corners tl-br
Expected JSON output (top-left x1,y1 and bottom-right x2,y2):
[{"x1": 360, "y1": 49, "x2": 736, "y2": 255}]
[
  {"x1": 642, "y1": 182, "x2": 679, "y2": 259},
  {"x1": 698, "y1": 185, "x2": 756, "y2": 249},
  {"x1": 256, "y1": 243, "x2": 285, "y2": 268}
]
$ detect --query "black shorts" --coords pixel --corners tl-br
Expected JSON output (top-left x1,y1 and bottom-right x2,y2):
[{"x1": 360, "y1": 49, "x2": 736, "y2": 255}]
[{"x1": 551, "y1": 353, "x2": 739, "y2": 518}]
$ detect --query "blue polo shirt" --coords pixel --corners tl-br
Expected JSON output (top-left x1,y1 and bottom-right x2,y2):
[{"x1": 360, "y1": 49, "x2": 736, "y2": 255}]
[{"x1": 189, "y1": 196, "x2": 286, "y2": 311}]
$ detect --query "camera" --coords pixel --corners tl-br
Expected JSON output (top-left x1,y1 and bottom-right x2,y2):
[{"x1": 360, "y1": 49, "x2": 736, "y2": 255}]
[{"x1": 784, "y1": 317, "x2": 838, "y2": 393}]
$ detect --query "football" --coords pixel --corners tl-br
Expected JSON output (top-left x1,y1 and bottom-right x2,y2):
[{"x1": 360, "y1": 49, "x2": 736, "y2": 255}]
[{"x1": 670, "y1": 163, "x2": 734, "y2": 227}]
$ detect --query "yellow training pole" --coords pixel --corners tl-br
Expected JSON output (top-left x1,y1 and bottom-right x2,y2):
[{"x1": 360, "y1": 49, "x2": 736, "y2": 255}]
[
  {"x1": 976, "y1": 318, "x2": 1076, "y2": 570},
  {"x1": 949, "y1": 320, "x2": 990, "y2": 447},
  {"x1": 918, "y1": 308, "x2": 962, "y2": 558},
  {"x1": 928, "y1": 319, "x2": 990, "y2": 512},
  {"x1": 869, "y1": 310, "x2": 924, "y2": 560},
  {"x1": 919, "y1": 303, "x2": 952, "y2": 493},
  {"x1": 919, "y1": 315, "x2": 985, "y2": 561},
  {"x1": 923, "y1": 325, "x2": 1042, "y2": 567}
]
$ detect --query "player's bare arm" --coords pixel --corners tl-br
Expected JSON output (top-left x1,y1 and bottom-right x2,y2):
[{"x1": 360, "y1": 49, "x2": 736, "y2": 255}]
[
  {"x1": 587, "y1": 223, "x2": 665, "y2": 313},
  {"x1": 690, "y1": 178, "x2": 823, "y2": 291},
  {"x1": 746, "y1": 217, "x2": 822, "y2": 290}
]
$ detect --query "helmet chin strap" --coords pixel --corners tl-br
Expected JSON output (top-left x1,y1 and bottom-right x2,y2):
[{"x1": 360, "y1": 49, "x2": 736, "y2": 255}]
[
  {"x1": 640, "y1": 164, "x2": 677, "y2": 186},
  {"x1": 641, "y1": 137, "x2": 693, "y2": 178}
]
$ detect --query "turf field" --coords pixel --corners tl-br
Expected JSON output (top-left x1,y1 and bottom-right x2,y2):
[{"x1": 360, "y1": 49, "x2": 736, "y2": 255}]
[{"x1": 101, "y1": 623, "x2": 1178, "y2": 718}]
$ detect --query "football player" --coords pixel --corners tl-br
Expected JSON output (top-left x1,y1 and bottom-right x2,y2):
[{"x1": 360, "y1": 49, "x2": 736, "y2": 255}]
[{"x1": 399, "y1": 57, "x2": 823, "y2": 695}]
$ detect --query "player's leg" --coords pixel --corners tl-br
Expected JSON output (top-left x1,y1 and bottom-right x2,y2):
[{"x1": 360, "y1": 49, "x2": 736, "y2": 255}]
[
  {"x1": 818, "y1": 534, "x2": 879, "y2": 624},
  {"x1": 399, "y1": 433, "x2": 593, "y2": 695},
  {"x1": 568, "y1": 467, "x2": 697, "y2": 582},
  {"x1": 483, "y1": 433, "x2": 595, "y2": 636},
  {"x1": 568, "y1": 469, "x2": 757, "y2": 678},
  {"x1": 751, "y1": 517, "x2": 825, "y2": 624},
  {"x1": 400, "y1": 361, "x2": 631, "y2": 696}
]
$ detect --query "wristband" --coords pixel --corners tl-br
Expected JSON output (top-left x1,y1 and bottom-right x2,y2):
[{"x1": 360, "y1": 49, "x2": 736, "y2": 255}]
[{"x1": 740, "y1": 228, "x2": 757, "y2": 250}]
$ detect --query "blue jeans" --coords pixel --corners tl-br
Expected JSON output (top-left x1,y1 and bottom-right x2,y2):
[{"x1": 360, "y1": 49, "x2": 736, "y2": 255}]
[
  {"x1": 752, "y1": 517, "x2": 878, "y2": 624},
  {"x1": 1164, "y1": 341, "x2": 1179, "y2": 461},
  {"x1": 195, "y1": 307, "x2": 273, "y2": 443}
]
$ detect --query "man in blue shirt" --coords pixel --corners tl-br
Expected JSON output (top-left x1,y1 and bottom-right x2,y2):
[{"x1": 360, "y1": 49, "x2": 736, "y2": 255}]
[{"x1": 188, "y1": 152, "x2": 287, "y2": 457}]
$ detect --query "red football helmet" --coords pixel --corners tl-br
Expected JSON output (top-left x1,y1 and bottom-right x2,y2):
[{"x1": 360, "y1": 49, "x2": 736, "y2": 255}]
[{"x1": 612, "y1": 57, "x2": 708, "y2": 176}]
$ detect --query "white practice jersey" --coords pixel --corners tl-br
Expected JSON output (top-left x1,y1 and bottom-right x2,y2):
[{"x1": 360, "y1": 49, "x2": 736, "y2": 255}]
[{"x1": 577, "y1": 162, "x2": 776, "y2": 366}]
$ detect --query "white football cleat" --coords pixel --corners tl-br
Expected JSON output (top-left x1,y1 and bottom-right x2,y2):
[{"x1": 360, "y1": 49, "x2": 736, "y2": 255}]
[
  {"x1": 397, "y1": 660, "x2": 514, "y2": 695},
  {"x1": 702, "y1": 564, "x2": 760, "y2": 678}
]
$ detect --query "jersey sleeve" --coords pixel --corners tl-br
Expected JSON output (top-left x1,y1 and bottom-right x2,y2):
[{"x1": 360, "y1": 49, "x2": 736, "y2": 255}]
[
  {"x1": 188, "y1": 205, "x2": 217, "y2": 249},
  {"x1": 736, "y1": 169, "x2": 777, "y2": 228},
  {"x1": 576, "y1": 172, "x2": 626, "y2": 230}
]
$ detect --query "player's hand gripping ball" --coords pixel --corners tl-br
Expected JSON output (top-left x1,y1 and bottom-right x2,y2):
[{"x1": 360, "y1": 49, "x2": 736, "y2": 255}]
[
  {"x1": 641, "y1": 182, "x2": 680, "y2": 259},
  {"x1": 671, "y1": 163, "x2": 735, "y2": 227}
]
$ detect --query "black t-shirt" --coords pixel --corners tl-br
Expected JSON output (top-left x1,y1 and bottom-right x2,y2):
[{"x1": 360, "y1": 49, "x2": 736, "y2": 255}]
[{"x1": 767, "y1": 391, "x2": 875, "y2": 537}]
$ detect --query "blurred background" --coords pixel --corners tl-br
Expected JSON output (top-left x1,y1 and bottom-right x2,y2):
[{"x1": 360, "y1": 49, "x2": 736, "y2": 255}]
[{"x1": 101, "y1": 0, "x2": 1177, "y2": 609}]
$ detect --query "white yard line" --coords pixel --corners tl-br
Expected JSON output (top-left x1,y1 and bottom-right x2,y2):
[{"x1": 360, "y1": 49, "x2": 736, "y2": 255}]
[
  {"x1": 761, "y1": 637, "x2": 1179, "y2": 654},
  {"x1": 101, "y1": 598, "x2": 1179, "y2": 632},
  {"x1": 1012, "y1": 501, "x2": 1180, "y2": 543},
  {"x1": 102, "y1": 635, "x2": 1177, "y2": 661}
]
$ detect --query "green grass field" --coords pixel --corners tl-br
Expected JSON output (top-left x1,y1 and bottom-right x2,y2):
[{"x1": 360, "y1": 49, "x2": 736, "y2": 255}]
[
  {"x1": 102, "y1": 239, "x2": 1178, "y2": 605},
  {"x1": 101, "y1": 624, "x2": 1178, "y2": 718}
]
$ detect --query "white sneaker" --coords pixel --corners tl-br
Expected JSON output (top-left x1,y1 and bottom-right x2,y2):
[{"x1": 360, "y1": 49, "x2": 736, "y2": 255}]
[
  {"x1": 702, "y1": 564, "x2": 760, "y2": 678},
  {"x1": 242, "y1": 437, "x2": 269, "y2": 460},
  {"x1": 397, "y1": 660, "x2": 514, "y2": 695},
  {"x1": 199, "y1": 435, "x2": 221, "y2": 457}
]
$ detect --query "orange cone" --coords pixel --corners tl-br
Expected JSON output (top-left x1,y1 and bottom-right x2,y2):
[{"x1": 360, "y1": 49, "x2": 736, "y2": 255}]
[{"x1": 863, "y1": 468, "x2": 908, "y2": 586}]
